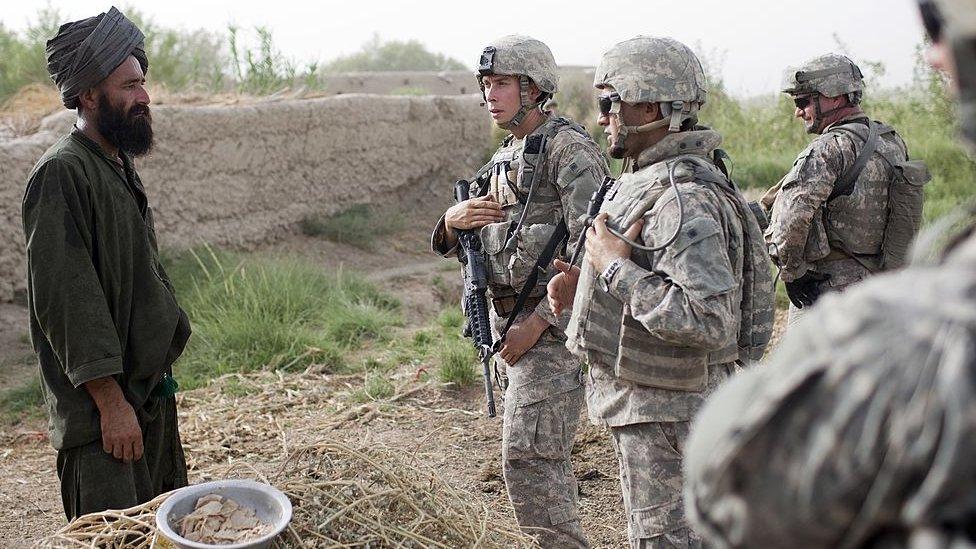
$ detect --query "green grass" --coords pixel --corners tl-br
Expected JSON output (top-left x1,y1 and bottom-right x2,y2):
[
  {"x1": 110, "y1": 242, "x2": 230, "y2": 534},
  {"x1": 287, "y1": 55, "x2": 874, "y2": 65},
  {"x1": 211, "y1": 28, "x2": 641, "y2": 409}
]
[
  {"x1": 300, "y1": 204, "x2": 405, "y2": 250},
  {"x1": 437, "y1": 339, "x2": 478, "y2": 386},
  {"x1": 0, "y1": 375, "x2": 44, "y2": 422},
  {"x1": 432, "y1": 308, "x2": 478, "y2": 386},
  {"x1": 164, "y1": 247, "x2": 401, "y2": 389}
]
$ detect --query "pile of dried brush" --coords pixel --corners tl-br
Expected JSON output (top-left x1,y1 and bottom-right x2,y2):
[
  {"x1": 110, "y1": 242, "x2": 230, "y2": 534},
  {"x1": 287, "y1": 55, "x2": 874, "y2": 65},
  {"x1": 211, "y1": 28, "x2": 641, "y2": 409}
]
[{"x1": 35, "y1": 440, "x2": 535, "y2": 548}]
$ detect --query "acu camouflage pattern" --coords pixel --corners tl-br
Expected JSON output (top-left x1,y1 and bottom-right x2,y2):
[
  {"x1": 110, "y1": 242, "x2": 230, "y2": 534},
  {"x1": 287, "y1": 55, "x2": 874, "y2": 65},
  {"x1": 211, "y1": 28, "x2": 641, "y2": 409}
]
[
  {"x1": 492, "y1": 308, "x2": 587, "y2": 548},
  {"x1": 764, "y1": 114, "x2": 911, "y2": 285},
  {"x1": 563, "y1": 128, "x2": 771, "y2": 547},
  {"x1": 781, "y1": 53, "x2": 865, "y2": 98},
  {"x1": 593, "y1": 36, "x2": 707, "y2": 106},
  {"x1": 685, "y1": 225, "x2": 976, "y2": 549},
  {"x1": 566, "y1": 129, "x2": 771, "y2": 424},
  {"x1": 431, "y1": 115, "x2": 608, "y2": 548},
  {"x1": 480, "y1": 35, "x2": 559, "y2": 93},
  {"x1": 612, "y1": 421, "x2": 705, "y2": 548},
  {"x1": 435, "y1": 116, "x2": 609, "y2": 327}
]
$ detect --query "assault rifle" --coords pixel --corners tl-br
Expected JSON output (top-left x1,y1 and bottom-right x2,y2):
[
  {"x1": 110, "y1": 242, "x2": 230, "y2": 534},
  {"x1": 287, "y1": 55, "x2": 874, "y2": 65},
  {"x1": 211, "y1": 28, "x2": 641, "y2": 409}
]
[{"x1": 453, "y1": 178, "x2": 497, "y2": 418}]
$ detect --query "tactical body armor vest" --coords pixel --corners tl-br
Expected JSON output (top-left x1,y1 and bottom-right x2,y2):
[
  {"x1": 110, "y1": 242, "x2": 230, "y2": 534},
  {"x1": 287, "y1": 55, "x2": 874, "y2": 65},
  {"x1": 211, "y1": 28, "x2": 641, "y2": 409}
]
[
  {"x1": 475, "y1": 116, "x2": 590, "y2": 298},
  {"x1": 570, "y1": 142, "x2": 774, "y2": 391},
  {"x1": 818, "y1": 120, "x2": 929, "y2": 271}
]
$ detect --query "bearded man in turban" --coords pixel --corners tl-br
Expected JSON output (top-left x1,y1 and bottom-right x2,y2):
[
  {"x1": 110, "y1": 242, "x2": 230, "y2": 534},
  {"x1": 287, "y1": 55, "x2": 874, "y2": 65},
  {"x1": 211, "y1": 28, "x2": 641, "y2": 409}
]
[{"x1": 23, "y1": 7, "x2": 190, "y2": 520}]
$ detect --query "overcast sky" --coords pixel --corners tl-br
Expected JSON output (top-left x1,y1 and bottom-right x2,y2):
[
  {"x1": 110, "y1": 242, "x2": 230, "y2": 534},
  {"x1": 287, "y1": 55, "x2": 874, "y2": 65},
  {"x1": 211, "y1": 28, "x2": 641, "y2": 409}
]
[{"x1": 4, "y1": 1, "x2": 928, "y2": 97}]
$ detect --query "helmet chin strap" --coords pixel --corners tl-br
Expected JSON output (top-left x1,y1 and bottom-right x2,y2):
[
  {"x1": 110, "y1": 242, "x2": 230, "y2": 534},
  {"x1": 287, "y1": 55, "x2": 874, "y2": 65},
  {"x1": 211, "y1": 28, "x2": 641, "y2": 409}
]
[
  {"x1": 808, "y1": 94, "x2": 850, "y2": 134},
  {"x1": 499, "y1": 75, "x2": 547, "y2": 131},
  {"x1": 609, "y1": 100, "x2": 687, "y2": 154}
]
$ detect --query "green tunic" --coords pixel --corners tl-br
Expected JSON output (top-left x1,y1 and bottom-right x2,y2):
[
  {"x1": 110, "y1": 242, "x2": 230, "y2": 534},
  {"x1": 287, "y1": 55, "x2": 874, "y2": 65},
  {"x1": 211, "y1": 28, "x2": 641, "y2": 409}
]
[{"x1": 22, "y1": 128, "x2": 190, "y2": 450}]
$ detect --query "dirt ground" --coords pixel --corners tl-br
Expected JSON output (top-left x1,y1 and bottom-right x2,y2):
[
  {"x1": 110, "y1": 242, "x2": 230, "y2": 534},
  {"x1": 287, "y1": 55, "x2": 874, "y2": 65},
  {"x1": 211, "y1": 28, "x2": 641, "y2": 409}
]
[{"x1": 0, "y1": 199, "x2": 785, "y2": 548}]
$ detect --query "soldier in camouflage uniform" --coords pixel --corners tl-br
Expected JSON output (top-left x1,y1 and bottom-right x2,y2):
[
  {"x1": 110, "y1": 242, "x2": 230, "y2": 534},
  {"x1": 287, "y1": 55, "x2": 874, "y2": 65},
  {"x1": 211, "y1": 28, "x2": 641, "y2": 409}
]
[
  {"x1": 431, "y1": 35, "x2": 609, "y2": 548},
  {"x1": 546, "y1": 36, "x2": 774, "y2": 548},
  {"x1": 684, "y1": 1, "x2": 976, "y2": 546},
  {"x1": 763, "y1": 54, "x2": 925, "y2": 323}
]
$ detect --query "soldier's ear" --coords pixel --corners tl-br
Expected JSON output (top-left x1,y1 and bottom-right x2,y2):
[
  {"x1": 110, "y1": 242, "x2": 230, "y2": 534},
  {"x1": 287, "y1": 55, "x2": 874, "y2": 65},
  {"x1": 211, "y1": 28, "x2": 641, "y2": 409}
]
[
  {"x1": 527, "y1": 80, "x2": 542, "y2": 100},
  {"x1": 641, "y1": 102, "x2": 662, "y2": 124}
]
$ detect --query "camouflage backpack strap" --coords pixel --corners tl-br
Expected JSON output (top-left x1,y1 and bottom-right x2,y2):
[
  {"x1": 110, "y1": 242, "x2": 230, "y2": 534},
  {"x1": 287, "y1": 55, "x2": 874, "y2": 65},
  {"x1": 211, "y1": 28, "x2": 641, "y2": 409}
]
[
  {"x1": 687, "y1": 156, "x2": 776, "y2": 362},
  {"x1": 826, "y1": 120, "x2": 881, "y2": 202}
]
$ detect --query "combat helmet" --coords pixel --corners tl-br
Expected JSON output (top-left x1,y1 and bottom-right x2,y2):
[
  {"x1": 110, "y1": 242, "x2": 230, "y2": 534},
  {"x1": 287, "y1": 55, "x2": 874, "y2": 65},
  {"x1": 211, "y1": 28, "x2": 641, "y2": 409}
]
[
  {"x1": 920, "y1": 0, "x2": 976, "y2": 150},
  {"x1": 781, "y1": 53, "x2": 865, "y2": 101},
  {"x1": 477, "y1": 35, "x2": 558, "y2": 130},
  {"x1": 593, "y1": 36, "x2": 707, "y2": 154}
]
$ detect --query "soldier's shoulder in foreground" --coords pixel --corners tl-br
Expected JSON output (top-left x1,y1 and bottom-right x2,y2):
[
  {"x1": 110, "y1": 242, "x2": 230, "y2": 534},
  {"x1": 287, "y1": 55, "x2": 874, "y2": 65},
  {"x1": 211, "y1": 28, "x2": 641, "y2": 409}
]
[{"x1": 684, "y1": 229, "x2": 976, "y2": 546}]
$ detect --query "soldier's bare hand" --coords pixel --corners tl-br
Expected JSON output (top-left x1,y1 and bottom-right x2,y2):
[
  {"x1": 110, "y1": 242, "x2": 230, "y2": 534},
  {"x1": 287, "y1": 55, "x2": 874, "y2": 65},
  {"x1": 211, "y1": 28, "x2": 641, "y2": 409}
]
[
  {"x1": 585, "y1": 213, "x2": 644, "y2": 273},
  {"x1": 547, "y1": 259, "x2": 581, "y2": 316},
  {"x1": 445, "y1": 197, "x2": 505, "y2": 231},
  {"x1": 100, "y1": 400, "x2": 144, "y2": 463},
  {"x1": 499, "y1": 312, "x2": 549, "y2": 366}
]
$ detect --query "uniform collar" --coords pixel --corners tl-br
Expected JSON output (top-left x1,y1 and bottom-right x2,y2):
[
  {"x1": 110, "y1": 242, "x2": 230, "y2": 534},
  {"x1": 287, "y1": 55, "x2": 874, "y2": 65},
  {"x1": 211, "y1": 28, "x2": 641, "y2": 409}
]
[{"x1": 634, "y1": 128, "x2": 723, "y2": 169}]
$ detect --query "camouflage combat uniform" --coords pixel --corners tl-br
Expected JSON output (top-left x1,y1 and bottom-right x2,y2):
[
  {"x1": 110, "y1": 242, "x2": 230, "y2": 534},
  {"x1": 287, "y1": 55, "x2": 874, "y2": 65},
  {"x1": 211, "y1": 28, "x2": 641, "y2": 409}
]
[
  {"x1": 765, "y1": 114, "x2": 911, "y2": 321},
  {"x1": 567, "y1": 128, "x2": 772, "y2": 548},
  {"x1": 432, "y1": 36, "x2": 608, "y2": 547},
  {"x1": 685, "y1": 4, "x2": 976, "y2": 545},
  {"x1": 684, "y1": 216, "x2": 976, "y2": 548},
  {"x1": 568, "y1": 36, "x2": 774, "y2": 548},
  {"x1": 765, "y1": 54, "x2": 922, "y2": 323}
]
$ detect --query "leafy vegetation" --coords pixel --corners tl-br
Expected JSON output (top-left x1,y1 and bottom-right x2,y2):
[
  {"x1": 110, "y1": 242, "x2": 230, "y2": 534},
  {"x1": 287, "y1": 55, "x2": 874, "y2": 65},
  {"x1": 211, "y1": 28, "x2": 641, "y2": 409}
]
[{"x1": 0, "y1": 7, "x2": 465, "y2": 105}]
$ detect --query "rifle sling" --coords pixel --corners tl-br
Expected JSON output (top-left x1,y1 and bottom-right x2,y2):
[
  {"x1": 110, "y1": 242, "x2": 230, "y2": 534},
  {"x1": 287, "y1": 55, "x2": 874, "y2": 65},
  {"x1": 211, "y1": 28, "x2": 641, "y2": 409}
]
[
  {"x1": 827, "y1": 120, "x2": 880, "y2": 202},
  {"x1": 494, "y1": 220, "x2": 568, "y2": 350}
]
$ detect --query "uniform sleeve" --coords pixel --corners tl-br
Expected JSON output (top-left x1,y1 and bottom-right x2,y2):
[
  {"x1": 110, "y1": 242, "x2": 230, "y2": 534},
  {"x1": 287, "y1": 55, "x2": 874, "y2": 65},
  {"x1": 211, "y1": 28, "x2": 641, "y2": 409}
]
[
  {"x1": 606, "y1": 189, "x2": 738, "y2": 350},
  {"x1": 766, "y1": 136, "x2": 849, "y2": 282},
  {"x1": 430, "y1": 213, "x2": 459, "y2": 257},
  {"x1": 536, "y1": 141, "x2": 610, "y2": 329},
  {"x1": 23, "y1": 158, "x2": 124, "y2": 387}
]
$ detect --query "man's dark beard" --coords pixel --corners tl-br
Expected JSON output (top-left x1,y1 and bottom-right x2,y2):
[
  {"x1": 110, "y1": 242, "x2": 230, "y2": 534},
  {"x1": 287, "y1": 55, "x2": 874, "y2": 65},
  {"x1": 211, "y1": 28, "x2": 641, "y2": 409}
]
[{"x1": 96, "y1": 94, "x2": 153, "y2": 157}]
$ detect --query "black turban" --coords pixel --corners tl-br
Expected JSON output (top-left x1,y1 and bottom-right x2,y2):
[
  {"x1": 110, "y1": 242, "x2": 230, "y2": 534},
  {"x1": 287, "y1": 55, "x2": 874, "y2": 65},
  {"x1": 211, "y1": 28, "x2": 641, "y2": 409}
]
[{"x1": 45, "y1": 6, "x2": 149, "y2": 109}]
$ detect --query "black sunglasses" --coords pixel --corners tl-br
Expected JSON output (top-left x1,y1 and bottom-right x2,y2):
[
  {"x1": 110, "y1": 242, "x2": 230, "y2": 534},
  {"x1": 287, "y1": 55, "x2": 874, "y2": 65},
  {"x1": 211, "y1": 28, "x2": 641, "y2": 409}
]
[
  {"x1": 793, "y1": 95, "x2": 815, "y2": 109},
  {"x1": 598, "y1": 92, "x2": 621, "y2": 115}
]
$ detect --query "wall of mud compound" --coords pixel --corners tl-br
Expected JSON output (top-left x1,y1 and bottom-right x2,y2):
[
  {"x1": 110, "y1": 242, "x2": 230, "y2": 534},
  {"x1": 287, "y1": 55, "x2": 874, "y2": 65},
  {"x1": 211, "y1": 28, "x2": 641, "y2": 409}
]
[{"x1": 0, "y1": 94, "x2": 491, "y2": 302}]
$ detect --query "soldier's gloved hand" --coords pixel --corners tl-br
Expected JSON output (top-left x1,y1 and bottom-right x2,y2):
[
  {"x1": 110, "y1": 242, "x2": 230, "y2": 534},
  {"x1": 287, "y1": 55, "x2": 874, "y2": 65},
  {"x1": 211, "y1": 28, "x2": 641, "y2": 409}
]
[
  {"x1": 444, "y1": 196, "x2": 505, "y2": 231},
  {"x1": 784, "y1": 271, "x2": 830, "y2": 309}
]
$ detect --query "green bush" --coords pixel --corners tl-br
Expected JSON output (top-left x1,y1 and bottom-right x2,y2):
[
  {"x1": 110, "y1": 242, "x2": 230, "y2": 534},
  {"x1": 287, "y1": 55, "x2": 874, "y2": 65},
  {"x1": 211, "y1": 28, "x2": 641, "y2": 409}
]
[{"x1": 323, "y1": 35, "x2": 465, "y2": 73}]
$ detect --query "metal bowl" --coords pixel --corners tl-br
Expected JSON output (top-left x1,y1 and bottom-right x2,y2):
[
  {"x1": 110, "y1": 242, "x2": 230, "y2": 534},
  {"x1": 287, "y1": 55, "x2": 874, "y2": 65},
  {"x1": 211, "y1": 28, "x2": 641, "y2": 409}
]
[{"x1": 155, "y1": 479, "x2": 292, "y2": 549}]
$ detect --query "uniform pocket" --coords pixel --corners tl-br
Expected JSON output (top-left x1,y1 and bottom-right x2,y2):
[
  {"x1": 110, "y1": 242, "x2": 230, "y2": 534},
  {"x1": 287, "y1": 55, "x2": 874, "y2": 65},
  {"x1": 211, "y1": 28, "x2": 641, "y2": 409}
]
[
  {"x1": 505, "y1": 371, "x2": 582, "y2": 461},
  {"x1": 631, "y1": 499, "x2": 688, "y2": 544},
  {"x1": 479, "y1": 222, "x2": 512, "y2": 287},
  {"x1": 509, "y1": 223, "x2": 558, "y2": 289}
]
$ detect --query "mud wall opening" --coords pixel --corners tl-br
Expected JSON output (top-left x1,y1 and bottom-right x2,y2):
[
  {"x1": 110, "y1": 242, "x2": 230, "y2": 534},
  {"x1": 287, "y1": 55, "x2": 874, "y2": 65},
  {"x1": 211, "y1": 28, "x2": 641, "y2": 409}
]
[{"x1": 0, "y1": 94, "x2": 491, "y2": 302}]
